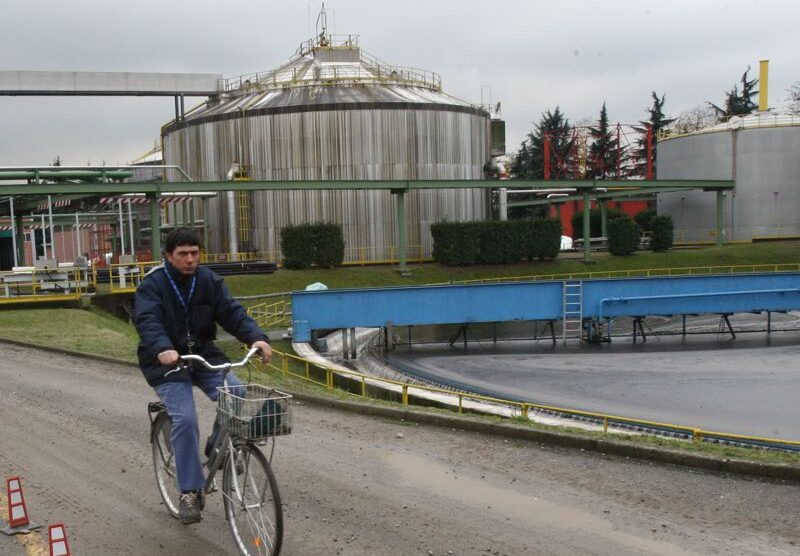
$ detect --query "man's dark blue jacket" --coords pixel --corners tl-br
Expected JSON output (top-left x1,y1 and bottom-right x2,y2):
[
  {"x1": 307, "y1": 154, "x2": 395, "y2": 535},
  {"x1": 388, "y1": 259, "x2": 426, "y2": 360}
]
[{"x1": 134, "y1": 262, "x2": 268, "y2": 387}]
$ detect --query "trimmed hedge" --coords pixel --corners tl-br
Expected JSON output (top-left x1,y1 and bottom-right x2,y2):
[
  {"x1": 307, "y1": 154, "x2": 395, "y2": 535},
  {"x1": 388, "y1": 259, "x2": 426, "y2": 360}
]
[
  {"x1": 650, "y1": 215, "x2": 674, "y2": 252},
  {"x1": 431, "y1": 219, "x2": 561, "y2": 266},
  {"x1": 607, "y1": 216, "x2": 639, "y2": 256},
  {"x1": 431, "y1": 221, "x2": 480, "y2": 265},
  {"x1": 313, "y1": 223, "x2": 345, "y2": 267},
  {"x1": 634, "y1": 209, "x2": 658, "y2": 233},
  {"x1": 280, "y1": 222, "x2": 344, "y2": 269},
  {"x1": 571, "y1": 207, "x2": 626, "y2": 238},
  {"x1": 521, "y1": 218, "x2": 562, "y2": 260},
  {"x1": 477, "y1": 221, "x2": 526, "y2": 264}
]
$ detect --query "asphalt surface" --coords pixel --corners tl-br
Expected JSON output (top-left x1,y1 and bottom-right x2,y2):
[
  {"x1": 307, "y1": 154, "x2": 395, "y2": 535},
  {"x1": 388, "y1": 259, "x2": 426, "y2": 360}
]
[
  {"x1": 387, "y1": 327, "x2": 800, "y2": 441},
  {"x1": 0, "y1": 343, "x2": 798, "y2": 555}
]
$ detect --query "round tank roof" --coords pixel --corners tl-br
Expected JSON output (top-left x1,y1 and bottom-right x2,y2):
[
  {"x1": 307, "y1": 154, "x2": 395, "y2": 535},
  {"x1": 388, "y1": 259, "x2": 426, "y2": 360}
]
[
  {"x1": 165, "y1": 34, "x2": 486, "y2": 132},
  {"x1": 660, "y1": 111, "x2": 800, "y2": 141}
]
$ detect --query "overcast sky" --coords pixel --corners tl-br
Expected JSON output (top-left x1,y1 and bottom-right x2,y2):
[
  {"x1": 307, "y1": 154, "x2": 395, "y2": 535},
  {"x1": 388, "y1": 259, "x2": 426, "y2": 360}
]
[{"x1": 1, "y1": 0, "x2": 798, "y2": 166}]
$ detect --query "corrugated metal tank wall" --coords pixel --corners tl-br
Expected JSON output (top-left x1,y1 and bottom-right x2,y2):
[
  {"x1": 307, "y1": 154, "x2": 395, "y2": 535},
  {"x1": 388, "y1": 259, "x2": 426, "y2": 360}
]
[
  {"x1": 657, "y1": 125, "x2": 800, "y2": 242},
  {"x1": 163, "y1": 107, "x2": 489, "y2": 258}
]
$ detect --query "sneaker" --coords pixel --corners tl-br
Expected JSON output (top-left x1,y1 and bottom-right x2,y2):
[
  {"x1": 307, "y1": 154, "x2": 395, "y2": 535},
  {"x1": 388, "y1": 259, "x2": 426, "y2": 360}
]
[{"x1": 178, "y1": 491, "x2": 202, "y2": 524}]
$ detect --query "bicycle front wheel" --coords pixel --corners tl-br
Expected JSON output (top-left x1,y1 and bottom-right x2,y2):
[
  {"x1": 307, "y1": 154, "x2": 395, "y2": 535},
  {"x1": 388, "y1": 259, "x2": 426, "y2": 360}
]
[
  {"x1": 222, "y1": 443, "x2": 283, "y2": 556},
  {"x1": 151, "y1": 412, "x2": 181, "y2": 518}
]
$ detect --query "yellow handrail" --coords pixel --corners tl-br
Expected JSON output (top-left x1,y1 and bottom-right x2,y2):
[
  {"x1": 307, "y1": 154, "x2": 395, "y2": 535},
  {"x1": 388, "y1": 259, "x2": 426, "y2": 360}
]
[
  {"x1": 0, "y1": 267, "x2": 88, "y2": 305},
  {"x1": 105, "y1": 261, "x2": 161, "y2": 294},
  {"x1": 252, "y1": 346, "x2": 800, "y2": 451},
  {"x1": 445, "y1": 263, "x2": 800, "y2": 286}
]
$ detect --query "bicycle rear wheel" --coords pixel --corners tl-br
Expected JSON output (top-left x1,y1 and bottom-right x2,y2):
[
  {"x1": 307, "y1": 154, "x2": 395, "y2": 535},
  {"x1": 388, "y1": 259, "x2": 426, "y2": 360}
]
[
  {"x1": 151, "y1": 412, "x2": 181, "y2": 518},
  {"x1": 222, "y1": 443, "x2": 283, "y2": 556}
]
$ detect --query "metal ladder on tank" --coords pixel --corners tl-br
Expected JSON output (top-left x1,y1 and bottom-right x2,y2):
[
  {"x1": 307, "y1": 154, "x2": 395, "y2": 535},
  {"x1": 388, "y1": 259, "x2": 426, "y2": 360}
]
[{"x1": 562, "y1": 280, "x2": 583, "y2": 344}]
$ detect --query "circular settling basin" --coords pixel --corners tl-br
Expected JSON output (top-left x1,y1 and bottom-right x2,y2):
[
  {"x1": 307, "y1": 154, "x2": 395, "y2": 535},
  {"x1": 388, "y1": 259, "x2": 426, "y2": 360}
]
[{"x1": 384, "y1": 315, "x2": 800, "y2": 442}]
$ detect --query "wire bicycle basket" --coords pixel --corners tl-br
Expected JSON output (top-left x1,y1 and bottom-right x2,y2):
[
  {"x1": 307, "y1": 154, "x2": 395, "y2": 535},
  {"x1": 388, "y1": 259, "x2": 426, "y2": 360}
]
[{"x1": 217, "y1": 384, "x2": 293, "y2": 441}]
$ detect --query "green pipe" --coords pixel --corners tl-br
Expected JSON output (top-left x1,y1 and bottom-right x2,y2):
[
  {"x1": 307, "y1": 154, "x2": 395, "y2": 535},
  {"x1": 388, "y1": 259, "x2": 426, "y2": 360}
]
[
  {"x1": 600, "y1": 201, "x2": 608, "y2": 240},
  {"x1": 202, "y1": 198, "x2": 209, "y2": 250},
  {"x1": 395, "y1": 191, "x2": 407, "y2": 274},
  {"x1": 149, "y1": 193, "x2": 162, "y2": 259},
  {"x1": 0, "y1": 170, "x2": 134, "y2": 180},
  {"x1": 582, "y1": 190, "x2": 591, "y2": 263},
  {"x1": 14, "y1": 214, "x2": 25, "y2": 266},
  {"x1": 716, "y1": 190, "x2": 725, "y2": 246}
]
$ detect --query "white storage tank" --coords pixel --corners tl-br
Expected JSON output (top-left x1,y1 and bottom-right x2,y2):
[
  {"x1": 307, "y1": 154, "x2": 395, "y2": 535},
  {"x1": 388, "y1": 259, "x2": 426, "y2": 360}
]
[
  {"x1": 162, "y1": 32, "x2": 491, "y2": 260},
  {"x1": 657, "y1": 113, "x2": 800, "y2": 242}
]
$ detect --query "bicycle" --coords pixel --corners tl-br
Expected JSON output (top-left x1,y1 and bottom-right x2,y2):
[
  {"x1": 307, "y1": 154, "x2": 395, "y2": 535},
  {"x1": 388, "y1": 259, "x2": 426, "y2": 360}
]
[{"x1": 147, "y1": 347, "x2": 292, "y2": 556}]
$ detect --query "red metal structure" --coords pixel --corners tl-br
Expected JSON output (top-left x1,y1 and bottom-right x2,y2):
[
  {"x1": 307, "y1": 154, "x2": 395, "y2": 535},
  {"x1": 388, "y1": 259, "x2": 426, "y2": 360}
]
[
  {"x1": 543, "y1": 123, "x2": 653, "y2": 181},
  {"x1": 542, "y1": 123, "x2": 655, "y2": 236}
]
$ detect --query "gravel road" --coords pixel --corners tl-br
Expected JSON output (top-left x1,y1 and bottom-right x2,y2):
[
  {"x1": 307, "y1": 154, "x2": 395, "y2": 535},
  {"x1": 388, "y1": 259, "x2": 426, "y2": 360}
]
[{"x1": 0, "y1": 343, "x2": 797, "y2": 556}]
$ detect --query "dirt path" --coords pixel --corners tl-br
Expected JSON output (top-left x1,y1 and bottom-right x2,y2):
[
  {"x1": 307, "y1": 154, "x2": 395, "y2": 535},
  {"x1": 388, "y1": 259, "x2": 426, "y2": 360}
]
[{"x1": 0, "y1": 343, "x2": 797, "y2": 555}]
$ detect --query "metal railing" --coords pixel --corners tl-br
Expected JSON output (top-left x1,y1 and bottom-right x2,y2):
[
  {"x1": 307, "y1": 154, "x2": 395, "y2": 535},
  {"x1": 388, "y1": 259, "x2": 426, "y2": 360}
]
[
  {"x1": 218, "y1": 35, "x2": 441, "y2": 96},
  {"x1": 659, "y1": 113, "x2": 800, "y2": 141},
  {"x1": 200, "y1": 245, "x2": 432, "y2": 267},
  {"x1": 199, "y1": 251, "x2": 279, "y2": 264},
  {"x1": 0, "y1": 267, "x2": 90, "y2": 305},
  {"x1": 447, "y1": 263, "x2": 800, "y2": 286},
  {"x1": 342, "y1": 244, "x2": 432, "y2": 266},
  {"x1": 249, "y1": 296, "x2": 292, "y2": 330},
  {"x1": 252, "y1": 346, "x2": 800, "y2": 452},
  {"x1": 102, "y1": 261, "x2": 161, "y2": 294}
]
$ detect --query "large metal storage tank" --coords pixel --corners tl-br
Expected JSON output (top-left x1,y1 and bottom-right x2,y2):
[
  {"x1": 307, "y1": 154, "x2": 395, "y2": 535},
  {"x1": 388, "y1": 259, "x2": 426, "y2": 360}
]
[
  {"x1": 657, "y1": 113, "x2": 800, "y2": 242},
  {"x1": 162, "y1": 33, "x2": 490, "y2": 260}
]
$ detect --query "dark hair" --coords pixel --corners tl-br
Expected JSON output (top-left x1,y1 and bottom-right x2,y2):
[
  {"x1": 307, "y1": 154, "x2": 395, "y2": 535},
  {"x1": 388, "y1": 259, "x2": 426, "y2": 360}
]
[{"x1": 164, "y1": 227, "x2": 203, "y2": 254}]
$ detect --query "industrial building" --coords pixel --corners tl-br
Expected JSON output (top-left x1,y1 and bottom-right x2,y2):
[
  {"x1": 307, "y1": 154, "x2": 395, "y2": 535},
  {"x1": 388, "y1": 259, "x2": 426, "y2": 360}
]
[{"x1": 162, "y1": 28, "x2": 494, "y2": 262}]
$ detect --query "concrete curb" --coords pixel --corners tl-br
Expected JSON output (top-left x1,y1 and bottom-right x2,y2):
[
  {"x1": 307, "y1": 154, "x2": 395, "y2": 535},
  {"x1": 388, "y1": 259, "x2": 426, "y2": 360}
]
[
  {"x1": 0, "y1": 337, "x2": 137, "y2": 368},
  {"x1": 2, "y1": 337, "x2": 797, "y2": 482}
]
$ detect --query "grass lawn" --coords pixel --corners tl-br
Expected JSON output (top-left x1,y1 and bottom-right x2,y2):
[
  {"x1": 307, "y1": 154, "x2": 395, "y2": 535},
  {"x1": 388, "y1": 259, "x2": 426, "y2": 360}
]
[
  {"x1": 0, "y1": 307, "x2": 139, "y2": 362},
  {"x1": 224, "y1": 240, "x2": 800, "y2": 296}
]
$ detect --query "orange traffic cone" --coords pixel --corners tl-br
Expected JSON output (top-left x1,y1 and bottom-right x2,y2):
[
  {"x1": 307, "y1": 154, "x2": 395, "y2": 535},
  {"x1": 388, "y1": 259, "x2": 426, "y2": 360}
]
[
  {"x1": 1, "y1": 477, "x2": 41, "y2": 535},
  {"x1": 48, "y1": 523, "x2": 71, "y2": 556}
]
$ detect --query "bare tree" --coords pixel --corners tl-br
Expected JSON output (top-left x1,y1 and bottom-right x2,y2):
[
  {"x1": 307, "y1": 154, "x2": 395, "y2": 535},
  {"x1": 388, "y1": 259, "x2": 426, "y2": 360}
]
[
  {"x1": 670, "y1": 104, "x2": 718, "y2": 134},
  {"x1": 785, "y1": 81, "x2": 800, "y2": 114}
]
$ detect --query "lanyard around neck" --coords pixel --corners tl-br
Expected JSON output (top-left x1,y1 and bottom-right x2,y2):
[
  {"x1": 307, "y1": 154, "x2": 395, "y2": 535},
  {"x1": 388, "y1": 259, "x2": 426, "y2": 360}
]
[{"x1": 163, "y1": 266, "x2": 196, "y2": 318}]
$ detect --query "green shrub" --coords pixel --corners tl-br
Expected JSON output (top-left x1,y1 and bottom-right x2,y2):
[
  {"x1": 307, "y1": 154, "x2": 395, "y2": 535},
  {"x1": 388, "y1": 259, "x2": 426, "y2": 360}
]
[
  {"x1": 280, "y1": 222, "x2": 344, "y2": 269},
  {"x1": 635, "y1": 209, "x2": 658, "y2": 232},
  {"x1": 520, "y1": 218, "x2": 562, "y2": 260},
  {"x1": 280, "y1": 224, "x2": 316, "y2": 269},
  {"x1": 431, "y1": 219, "x2": 561, "y2": 266},
  {"x1": 650, "y1": 215, "x2": 674, "y2": 252},
  {"x1": 313, "y1": 223, "x2": 345, "y2": 267},
  {"x1": 607, "y1": 216, "x2": 639, "y2": 256},
  {"x1": 477, "y1": 221, "x2": 526, "y2": 264},
  {"x1": 571, "y1": 207, "x2": 626, "y2": 238},
  {"x1": 431, "y1": 221, "x2": 480, "y2": 265}
]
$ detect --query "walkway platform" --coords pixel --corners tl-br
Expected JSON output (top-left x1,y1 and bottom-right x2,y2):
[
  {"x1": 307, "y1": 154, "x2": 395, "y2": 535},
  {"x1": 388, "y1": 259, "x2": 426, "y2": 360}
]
[{"x1": 291, "y1": 272, "x2": 800, "y2": 342}]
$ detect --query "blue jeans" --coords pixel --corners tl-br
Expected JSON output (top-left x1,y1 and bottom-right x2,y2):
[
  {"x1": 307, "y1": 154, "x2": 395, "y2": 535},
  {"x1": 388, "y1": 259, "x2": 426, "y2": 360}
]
[{"x1": 154, "y1": 369, "x2": 244, "y2": 493}]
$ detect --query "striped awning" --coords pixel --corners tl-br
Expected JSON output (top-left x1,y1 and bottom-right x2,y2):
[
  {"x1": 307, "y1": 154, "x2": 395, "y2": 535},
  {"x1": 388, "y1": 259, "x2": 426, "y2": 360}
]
[
  {"x1": 0, "y1": 223, "x2": 97, "y2": 231},
  {"x1": 35, "y1": 198, "x2": 73, "y2": 210},
  {"x1": 100, "y1": 196, "x2": 193, "y2": 206}
]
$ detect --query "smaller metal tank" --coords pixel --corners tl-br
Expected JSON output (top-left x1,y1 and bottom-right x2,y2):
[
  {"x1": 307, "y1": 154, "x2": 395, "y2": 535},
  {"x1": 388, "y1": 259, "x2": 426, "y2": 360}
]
[{"x1": 657, "y1": 112, "x2": 800, "y2": 242}]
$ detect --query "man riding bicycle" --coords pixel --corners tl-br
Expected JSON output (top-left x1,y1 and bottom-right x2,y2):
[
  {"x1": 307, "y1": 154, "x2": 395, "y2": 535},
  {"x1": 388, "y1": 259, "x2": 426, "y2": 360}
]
[{"x1": 134, "y1": 227, "x2": 271, "y2": 524}]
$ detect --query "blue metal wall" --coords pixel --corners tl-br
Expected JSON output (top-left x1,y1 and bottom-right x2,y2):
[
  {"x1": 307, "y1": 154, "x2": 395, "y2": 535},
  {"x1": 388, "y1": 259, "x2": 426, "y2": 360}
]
[
  {"x1": 582, "y1": 274, "x2": 800, "y2": 320},
  {"x1": 291, "y1": 273, "x2": 800, "y2": 342}
]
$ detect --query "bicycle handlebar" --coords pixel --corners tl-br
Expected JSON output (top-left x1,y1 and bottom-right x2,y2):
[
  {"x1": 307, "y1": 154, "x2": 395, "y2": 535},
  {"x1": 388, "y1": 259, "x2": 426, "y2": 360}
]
[{"x1": 164, "y1": 347, "x2": 261, "y2": 377}]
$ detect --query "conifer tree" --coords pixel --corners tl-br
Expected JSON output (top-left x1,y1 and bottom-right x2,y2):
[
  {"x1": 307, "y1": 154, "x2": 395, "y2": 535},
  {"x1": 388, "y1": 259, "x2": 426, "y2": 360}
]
[
  {"x1": 708, "y1": 67, "x2": 758, "y2": 119},
  {"x1": 511, "y1": 107, "x2": 574, "y2": 179},
  {"x1": 588, "y1": 103, "x2": 618, "y2": 179},
  {"x1": 632, "y1": 92, "x2": 674, "y2": 177}
]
